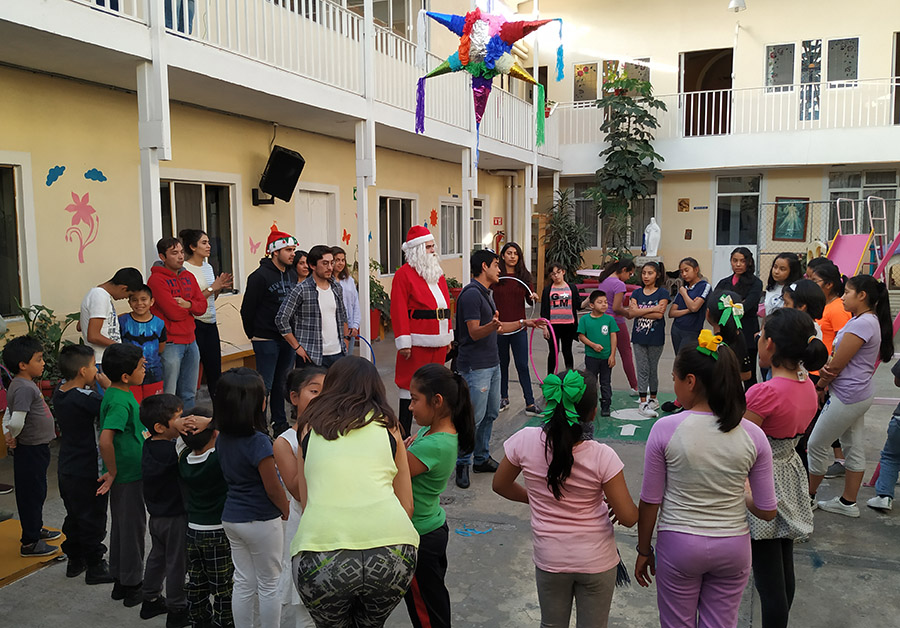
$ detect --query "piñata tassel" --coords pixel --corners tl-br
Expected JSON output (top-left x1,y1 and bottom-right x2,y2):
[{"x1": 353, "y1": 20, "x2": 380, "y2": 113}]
[
  {"x1": 536, "y1": 83, "x2": 546, "y2": 147},
  {"x1": 555, "y1": 19, "x2": 565, "y2": 81},
  {"x1": 415, "y1": 9, "x2": 427, "y2": 70},
  {"x1": 475, "y1": 122, "x2": 481, "y2": 166},
  {"x1": 415, "y1": 76, "x2": 426, "y2": 134}
]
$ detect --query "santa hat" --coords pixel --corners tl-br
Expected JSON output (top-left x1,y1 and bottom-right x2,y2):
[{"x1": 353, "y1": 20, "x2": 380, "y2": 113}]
[
  {"x1": 401, "y1": 225, "x2": 434, "y2": 251},
  {"x1": 266, "y1": 223, "x2": 299, "y2": 255}
]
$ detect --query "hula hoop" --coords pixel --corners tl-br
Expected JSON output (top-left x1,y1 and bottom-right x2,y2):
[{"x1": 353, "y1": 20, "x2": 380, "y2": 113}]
[
  {"x1": 528, "y1": 317, "x2": 558, "y2": 385},
  {"x1": 497, "y1": 275, "x2": 538, "y2": 336},
  {"x1": 350, "y1": 334, "x2": 376, "y2": 367}
]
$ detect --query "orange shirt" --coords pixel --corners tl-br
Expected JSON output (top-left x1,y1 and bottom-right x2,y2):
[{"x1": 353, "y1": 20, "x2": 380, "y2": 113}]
[{"x1": 817, "y1": 298, "x2": 853, "y2": 355}]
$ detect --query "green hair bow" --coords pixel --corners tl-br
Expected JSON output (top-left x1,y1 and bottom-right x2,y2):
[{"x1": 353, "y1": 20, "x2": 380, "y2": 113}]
[
  {"x1": 541, "y1": 371, "x2": 588, "y2": 426},
  {"x1": 718, "y1": 294, "x2": 744, "y2": 330}
]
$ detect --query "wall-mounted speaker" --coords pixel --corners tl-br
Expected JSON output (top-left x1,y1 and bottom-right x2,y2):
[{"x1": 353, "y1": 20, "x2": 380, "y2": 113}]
[{"x1": 258, "y1": 145, "x2": 305, "y2": 203}]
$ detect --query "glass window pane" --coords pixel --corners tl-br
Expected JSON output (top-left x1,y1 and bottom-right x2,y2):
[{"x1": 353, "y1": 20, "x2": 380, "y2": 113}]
[
  {"x1": 173, "y1": 182, "x2": 203, "y2": 232},
  {"x1": 865, "y1": 171, "x2": 898, "y2": 186},
  {"x1": 766, "y1": 44, "x2": 795, "y2": 89},
  {"x1": 160, "y1": 181, "x2": 173, "y2": 239},
  {"x1": 827, "y1": 38, "x2": 859, "y2": 83},
  {"x1": 630, "y1": 197, "x2": 656, "y2": 247},
  {"x1": 717, "y1": 176, "x2": 760, "y2": 194},
  {"x1": 829, "y1": 172, "x2": 862, "y2": 189},
  {"x1": 716, "y1": 195, "x2": 758, "y2": 246},
  {"x1": 379, "y1": 197, "x2": 389, "y2": 271},
  {"x1": 205, "y1": 184, "x2": 232, "y2": 276},
  {"x1": 0, "y1": 166, "x2": 21, "y2": 316},
  {"x1": 389, "y1": 198, "x2": 401, "y2": 273}
]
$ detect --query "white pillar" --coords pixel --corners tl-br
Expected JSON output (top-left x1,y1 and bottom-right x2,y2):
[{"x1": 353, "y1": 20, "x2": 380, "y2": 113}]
[
  {"x1": 524, "y1": 165, "x2": 533, "y2": 268},
  {"x1": 461, "y1": 147, "x2": 477, "y2": 285}
]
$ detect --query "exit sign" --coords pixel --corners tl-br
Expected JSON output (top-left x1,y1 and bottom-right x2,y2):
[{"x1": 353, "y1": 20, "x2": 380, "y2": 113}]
[{"x1": 493, "y1": 217, "x2": 503, "y2": 226}]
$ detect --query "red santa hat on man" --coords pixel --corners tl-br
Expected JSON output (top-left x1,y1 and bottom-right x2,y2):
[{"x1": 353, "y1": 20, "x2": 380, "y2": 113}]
[
  {"x1": 266, "y1": 223, "x2": 299, "y2": 255},
  {"x1": 401, "y1": 225, "x2": 434, "y2": 252}
]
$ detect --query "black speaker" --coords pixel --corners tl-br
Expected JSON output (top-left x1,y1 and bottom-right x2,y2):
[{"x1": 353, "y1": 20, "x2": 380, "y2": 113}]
[{"x1": 259, "y1": 145, "x2": 305, "y2": 203}]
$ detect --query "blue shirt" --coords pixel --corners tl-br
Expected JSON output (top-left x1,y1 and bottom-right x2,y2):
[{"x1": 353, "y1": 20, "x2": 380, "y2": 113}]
[
  {"x1": 456, "y1": 281, "x2": 499, "y2": 372},
  {"x1": 631, "y1": 287, "x2": 669, "y2": 346},
  {"x1": 217, "y1": 431, "x2": 283, "y2": 523},
  {"x1": 118, "y1": 313, "x2": 167, "y2": 383},
  {"x1": 672, "y1": 281, "x2": 711, "y2": 332}
]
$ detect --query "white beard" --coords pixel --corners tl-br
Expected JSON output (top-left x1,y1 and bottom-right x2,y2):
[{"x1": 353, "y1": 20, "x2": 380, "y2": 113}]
[{"x1": 406, "y1": 243, "x2": 444, "y2": 284}]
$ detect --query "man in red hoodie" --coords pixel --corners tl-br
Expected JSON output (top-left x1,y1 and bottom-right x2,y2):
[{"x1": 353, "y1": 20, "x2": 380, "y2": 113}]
[{"x1": 147, "y1": 237, "x2": 208, "y2": 409}]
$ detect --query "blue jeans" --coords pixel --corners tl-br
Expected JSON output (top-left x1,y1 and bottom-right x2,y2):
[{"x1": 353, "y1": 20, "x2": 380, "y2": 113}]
[
  {"x1": 875, "y1": 415, "x2": 900, "y2": 498},
  {"x1": 253, "y1": 339, "x2": 294, "y2": 431},
  {"x1": 165, "y1": 0, "x2": 195, "y2": 34},
  {"x1": 457, "y1": 365, "x2": 501, "y2": 466},
  {"x1": 162, "y1": 341, "x2": 200, "y2": 410},
  {"x1": 498, "y1": 330, "x2": 535, "y2": 406}
]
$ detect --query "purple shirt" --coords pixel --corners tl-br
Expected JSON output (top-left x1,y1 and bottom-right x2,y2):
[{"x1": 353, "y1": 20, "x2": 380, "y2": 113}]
[
  {"x1": 640, "y1": 411, "x2": 776, "y2": 537},
  {"x1": 597, "y1": 276, "x2": 627, "y2": 326},
  {"x1": 829, "y1": 313, "x2": 881, "y2": 405}
]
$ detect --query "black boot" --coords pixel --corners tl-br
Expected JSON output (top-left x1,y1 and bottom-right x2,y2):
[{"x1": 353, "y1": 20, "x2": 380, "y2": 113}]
[
  {"x1": 66, "y1": 557, "x2": 87, "y2": 578},
  {"x1": 111, "y1": 579, "x2": 125, "y2": 600},
  {"x1": 123, "y1": 582, "x2": 143, "y2": 608},
  {"x1": 166, "y1": 607, "x2": 191, "y2": 628},
  {"x1": 86, "y1": 559, "x2": 115, "y2": 585},
  {"x1": 455, "y1": 464, "x2": 470, "y2": 489}
]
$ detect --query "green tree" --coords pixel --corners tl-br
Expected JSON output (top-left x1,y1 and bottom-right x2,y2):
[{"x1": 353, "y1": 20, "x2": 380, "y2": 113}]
[
  {"x1": 543, "y1": 189, "x2": 592, "y2": 283},
  {"x1": 589, "y1": 72, "x2": 666, "y2": 260}
]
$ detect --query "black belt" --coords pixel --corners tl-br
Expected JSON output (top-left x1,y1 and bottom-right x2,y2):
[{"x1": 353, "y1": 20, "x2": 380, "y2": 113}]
[{"x1": 411, "y1": 308, "x2": 451, "y2": 320}]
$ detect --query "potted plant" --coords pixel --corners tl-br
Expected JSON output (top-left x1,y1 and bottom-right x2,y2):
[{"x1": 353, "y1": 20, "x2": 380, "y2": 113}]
[
  {"x1": 369, "y1": 259, "x2": 391, "y2": 340},
  {"x1": 12, "y1": 299, "x2": 80, "y2": 399},
  {"x1": 542, "y1": 189, "x2": 592, "y2": 283}
]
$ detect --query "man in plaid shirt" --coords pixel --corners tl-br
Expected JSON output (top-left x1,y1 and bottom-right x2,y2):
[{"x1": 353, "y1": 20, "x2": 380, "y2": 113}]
[{"x1": 276, "y1": 245, "x2": 349, "y2": 368}]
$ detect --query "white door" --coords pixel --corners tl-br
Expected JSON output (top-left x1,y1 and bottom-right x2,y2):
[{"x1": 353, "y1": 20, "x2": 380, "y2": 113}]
[
  {"x1": 295, "y1": 190, "x2": 333, "y2": 250},
  {"x1": 712, "y1": 176, "x2": 761, "y2": 284}
]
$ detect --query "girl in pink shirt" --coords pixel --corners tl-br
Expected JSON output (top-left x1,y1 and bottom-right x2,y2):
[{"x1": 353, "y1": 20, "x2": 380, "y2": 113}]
[
  {"x1": 493, "y1": 370, "x2": 638, "y2": 628},
  {"x1": 744, "y1": 308, "x2": 828, "y2": 628}
]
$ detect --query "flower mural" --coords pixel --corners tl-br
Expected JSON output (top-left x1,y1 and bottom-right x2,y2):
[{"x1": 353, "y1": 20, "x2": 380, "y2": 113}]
[{"x1": 64, "y1": 191, "x2": 99, "y2": 263}]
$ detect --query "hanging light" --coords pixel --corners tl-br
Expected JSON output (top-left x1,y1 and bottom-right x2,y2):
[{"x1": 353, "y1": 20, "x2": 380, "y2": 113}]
[{"x1": 728, "y1": 0, "x2": 747, "y2": 11}]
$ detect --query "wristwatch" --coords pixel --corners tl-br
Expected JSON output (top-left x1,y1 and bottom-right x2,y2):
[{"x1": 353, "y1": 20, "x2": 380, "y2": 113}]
[{"x1": 519, "y1": 319, "x2": 525, "y2": 328}]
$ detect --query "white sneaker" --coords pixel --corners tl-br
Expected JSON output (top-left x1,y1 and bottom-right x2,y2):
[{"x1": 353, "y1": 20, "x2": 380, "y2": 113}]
[
  {"x1": 629, "y1": 388, "x2": 641, "y2": 398},
  {"x1": 867, "y1": 495, "x2": 893, "y2": 512},
  {"x1": 638, "y1": 402, "x2": 658, "y2": 418},
  {"x1": 810, "y1": 496, "x2": 817, "y2": 511},
  {"x1": 646, "y1": 398, "x2": 660, "y2": 412},
  {"x1": 817, "y1": 496, "x2": 860, "y2": 518}
]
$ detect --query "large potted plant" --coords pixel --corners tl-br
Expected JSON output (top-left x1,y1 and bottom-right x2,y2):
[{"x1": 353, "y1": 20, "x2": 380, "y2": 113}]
[
  {"x1": 12, "y1": 300, "x2": 80, "y2": 399},
  {"x1": 588, "y1": 71, "x2": 666, "y2": 261},
  {"x1": 369, "y1": 259, "x2": 391, "y2": 340},
  {"x1": 543, "y1": 189, "x2": 592, "y2": 283}
]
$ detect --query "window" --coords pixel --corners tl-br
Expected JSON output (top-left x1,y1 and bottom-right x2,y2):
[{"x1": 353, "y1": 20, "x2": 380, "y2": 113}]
[
  {"x1": 349, "y1": 0, "x2": 411, "y2": 37},
  {"x1": 440, "y1": 203, "x2": 462, "y2": 255},
  {"x1": 716, "y1": 176, "x2": 760, "y2": 246},
  {"x1": 159, "y1": 181, "x2": 233, "y2": 276},
  {"x1": 630, "y1": 194, "x2": 657, "y2": 248},
  {"x1": 828, "y1": 170, "x2": 899, "y2": 242},
  {"x1": 766, "y1": 44, "x2": 795, "y2": 92},
  {"x1": 0, "y1": 166, "x2": 20, "y2": 317},
  {"x1": 574, "y1": 183, "x2": 599, "y2": 248},
  {"x1": 378, "y1": 196, "x2": 413, "y2": 273},
  {"x1": 827, "y1": 37, "x2": 859, "y2": 86},
  {"x1": 472, "y1": 199, "x2": 484, "y2": 251}
]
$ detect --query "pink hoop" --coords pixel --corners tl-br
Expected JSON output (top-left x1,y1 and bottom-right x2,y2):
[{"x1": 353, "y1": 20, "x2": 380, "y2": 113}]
[{"x1": 529, "y1": 317, "x2": 558, "y2": 385}]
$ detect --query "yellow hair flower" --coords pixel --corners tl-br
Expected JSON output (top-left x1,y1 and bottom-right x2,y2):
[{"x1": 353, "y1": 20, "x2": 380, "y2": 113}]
[{"x1": 697, "y1": 329, "x2": 724, "y2": 360}]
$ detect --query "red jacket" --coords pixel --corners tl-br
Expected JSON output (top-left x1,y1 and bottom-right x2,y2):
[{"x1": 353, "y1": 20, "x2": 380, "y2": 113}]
[{"x1": 148, "y1": 265, "x2": 208, "y2": 344}]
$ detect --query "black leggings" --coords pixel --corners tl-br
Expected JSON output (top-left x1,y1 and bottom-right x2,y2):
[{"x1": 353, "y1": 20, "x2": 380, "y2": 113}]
[
  {"x1": 751, "y1": 538, "x2": 795, "y2": 628},
  {"x1": 194, "y1": 319, "x2": 222, "y2": 400},
  {"x1": 547, "y1": 323, "x2": 577, "y2": 375}
]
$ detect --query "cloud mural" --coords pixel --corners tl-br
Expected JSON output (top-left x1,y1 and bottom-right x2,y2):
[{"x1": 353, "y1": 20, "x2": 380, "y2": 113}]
[
  {"x1": 84, "y1": 168, "x2": 108, "y2": 182},
  {"x1": 46, "y1": 165, "x2": 66, "y2": 186}
]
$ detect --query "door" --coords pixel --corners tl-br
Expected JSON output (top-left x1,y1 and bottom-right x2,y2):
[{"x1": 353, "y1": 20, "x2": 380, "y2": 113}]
[
  {"x1": 295, "y1": 190, "x2": 334, "y2": 250},
  {"x1": 713, "y1": 176, "x2": 761, "y2": 284},
  {"x1": 681, "y1": 48, "x2": 733, "y2": 136}
]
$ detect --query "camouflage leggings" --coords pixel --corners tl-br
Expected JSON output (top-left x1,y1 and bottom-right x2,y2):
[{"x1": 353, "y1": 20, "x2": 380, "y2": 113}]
[{"x1": 293, "y1": 544, "x2": 417, "y2": 628}]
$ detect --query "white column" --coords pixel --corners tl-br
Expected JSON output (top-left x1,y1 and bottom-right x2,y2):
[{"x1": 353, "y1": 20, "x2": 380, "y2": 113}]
[
  {"x1": 524, "y1": 165, "x2": 533, "y2": 268},
  {"x1": 461, "y1": 147, "x2": 477, "y2": 284}
]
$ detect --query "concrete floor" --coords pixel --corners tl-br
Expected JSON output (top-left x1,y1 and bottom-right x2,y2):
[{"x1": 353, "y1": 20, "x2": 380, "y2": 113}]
[{"x1": 1, "y1": 330, "x2": 899, "y2": 627}]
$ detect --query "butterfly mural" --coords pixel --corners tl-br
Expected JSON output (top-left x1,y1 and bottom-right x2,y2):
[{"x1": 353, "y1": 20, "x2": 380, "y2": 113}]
[{"x1": 249, "y1": 237, "x2": 261, "y2": 254}]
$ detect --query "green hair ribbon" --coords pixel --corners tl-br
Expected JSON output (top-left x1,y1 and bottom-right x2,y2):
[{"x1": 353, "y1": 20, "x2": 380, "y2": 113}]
[
  {"x1": 718, "y1": 294, "x2": 744, "y2": 330},
  {"x1": 541, "y1": 371, "x2": 587, "y2": 426}
]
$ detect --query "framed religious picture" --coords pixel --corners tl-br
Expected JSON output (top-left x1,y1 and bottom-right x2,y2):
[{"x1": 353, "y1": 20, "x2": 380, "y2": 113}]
[{"x1": 772, "y1": 197, "x2": 809, "y2": 242}]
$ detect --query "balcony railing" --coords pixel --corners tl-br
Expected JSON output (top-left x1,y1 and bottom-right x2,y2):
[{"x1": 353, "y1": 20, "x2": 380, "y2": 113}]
[
  {"x1": 69, "y1": 0, "x2": 147, "y2": 22},
  {"x1": 557, "y1": 78, "x2": 900, "y2": 145}
]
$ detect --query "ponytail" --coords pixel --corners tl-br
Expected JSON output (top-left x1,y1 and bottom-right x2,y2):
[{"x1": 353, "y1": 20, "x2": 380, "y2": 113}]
[
  {"x1": 599, "y1": 258, "x2": 636, "y2": 282},
  {"x1": 410, "y1": 364, "x2": 475, "y2": 452},
  {"x1": 762, "y1": 308, "x2": 828, "y2": 372},
  {"x1": 673, "y1": 338, "x2": 745, "y2": 432},
  {"x1": 847, "y1": 275, "x2": 894, "y2": 363},
  {"x1": 783, "y1": 279, "x2": 826, "y2": 320},
  {"x1": 542, "y1": 370, "x2": 598, "y2": 500}
]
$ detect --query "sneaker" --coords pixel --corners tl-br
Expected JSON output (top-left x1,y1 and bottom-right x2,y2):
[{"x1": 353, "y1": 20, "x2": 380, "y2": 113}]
[
  {"x1": 499, "y1": 398, "x2": 510, "y2": 412},
  {"x1": 824, "y1": 461, "x2": 846, "y2": 478},
  {"x1": 85, "y1": 559, "x2": 115, "y2": 585},
  {"x1": 600, "y1": 408, "x2": 611, "y2": 417},
  {"x1": 40, "y1": 527, "x2": 62, "y2": 541},
  {"x1": 810, "y1": 496, "x2": 818, "y2": 511},
  {"x1": 524, "y1": 404, "x2": 542, "y2": 417},
  {"x1": 20, "y1": 540, "x2": 61, "y2": 558},
  {"x1": 646, "y1": 398, "x2": 660, "y2": 412},
  {"x1": 166, "y1": 608, "x2": 191, "y2": 628},
  {"x1": 867, "y1": 495, "x2": 893, "y2": 512},
  {"x1": 661, "y1": 401, "x2": 679, "y2": 413},
  {"x1": 66, "y1": 557, "x2": 87, "y2": 578},
  {"x1": 0, "y1": 483, "x2": 13, "y2": 495},
  {"x1": 123, "y1": 583, "x2": 144, "y2": 608},
  {"x1": 638, "y1": 402, "x2": 658, "y2": 418},
  {"x1": 817, "y1": 496, "x2": 860, "y2": 518},
  {"x1": 473, "y1": 457, "x2": 499, "y2": 473},
  {"x1": 140, "y1": 596, "x2": 168, "y2": 620},
  {"x1": 112, "y1": 580, "x2": 126, "y2": 600},
  {"x1": 629, "y1": 388, "x2": 641, "y2": 398}
]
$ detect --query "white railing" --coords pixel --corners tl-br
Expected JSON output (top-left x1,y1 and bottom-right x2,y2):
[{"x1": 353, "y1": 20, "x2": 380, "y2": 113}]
[
  {"x1": 557, "y1": 78, "x2": 900, "y2": 145},
  {"x1": 67, "y1": 0, "x2": 147, "y2": 23},
  {"x1": 176, "y1": 0, "x2": 365, "y2": 94},
  {"x1": 481, "y1": 87, "x2": 533, "y2": 151},
  {"x1": 538, "y1": 111, "x2": 559, "y2": 159}
]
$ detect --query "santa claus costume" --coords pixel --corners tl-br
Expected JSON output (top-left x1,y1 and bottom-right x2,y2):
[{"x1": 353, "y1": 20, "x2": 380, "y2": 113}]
[{"x1": 390, "y1": 226, "x2": 454, "y2": 435}]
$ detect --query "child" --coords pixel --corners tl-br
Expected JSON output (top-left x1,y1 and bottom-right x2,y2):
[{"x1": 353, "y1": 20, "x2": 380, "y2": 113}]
[
  {"x1": 628, "y1": 261, "x2": 669, "y2": 418},
  {"x1": 541, "y1": 263, "x2": 582, "y2": 375},
  {"x1": 53, "y1": 344, "x2": 113, "y2": 582},
  {"x1": 706, "y1": 290, "x2": 752, "y2": 383},
  {"x1": 119, "y1": 285, "x2": 168, "y2": 403},
  {"x1": 215, "y1": 368, "x2": 290, "y2": 628},
  {"x1": 139, "y1": 393, "x2": 190, "y2": 627},
  {"x1": 403, "y1": 364, "x2": 476, "y2": 628},
  {"x1": 273, "y1": 367, "x2": 326, "y2": 628},
  {"x1": 494, "y1": 370, "x2": 638, "y2": 628},
  {"x1": 762, "y1": 253, "x2": 802, "y2": 318},
  {"x1": 636, "y1": 332, "x2": 777, "y2": 628},
  {"x1": 178, "y1": 407, "x2": 235, "y2": 628},
  {"x1": 595, "y1": 259, "x2": 639, "y2": 395},
  {"x1": 80, "y1": 267, "x2": 144, "y2": 382},
  {"x1": 97, "y1": 342, "x2": 148, "y2": 607},
  {"x1": 868, "y1": 357, "x2": 900, "y2": 513},
  {"x1": 744, "y1": 308, "x2": 828, "y2": 628},
  {"x1": 1, "y1": 336, "x2": 61, "y2": 557},
  {"x1": 664, "y1": 257, "x2": 711, "y2": 413},
  {"x1": 782, "y1": 279, "x2": 826, "y2": 339},
  {"x1": 577, "y1": 290, "x2": 618, "y2": 417}
]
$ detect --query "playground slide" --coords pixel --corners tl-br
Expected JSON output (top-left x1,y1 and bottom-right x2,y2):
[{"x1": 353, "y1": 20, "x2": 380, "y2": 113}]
[
  {"x1": 873, "y1": 229, "x2": 900, "y2": 282},
  {"x1": 826, "y1": 231, "x2": 873, "y2": 278}
]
